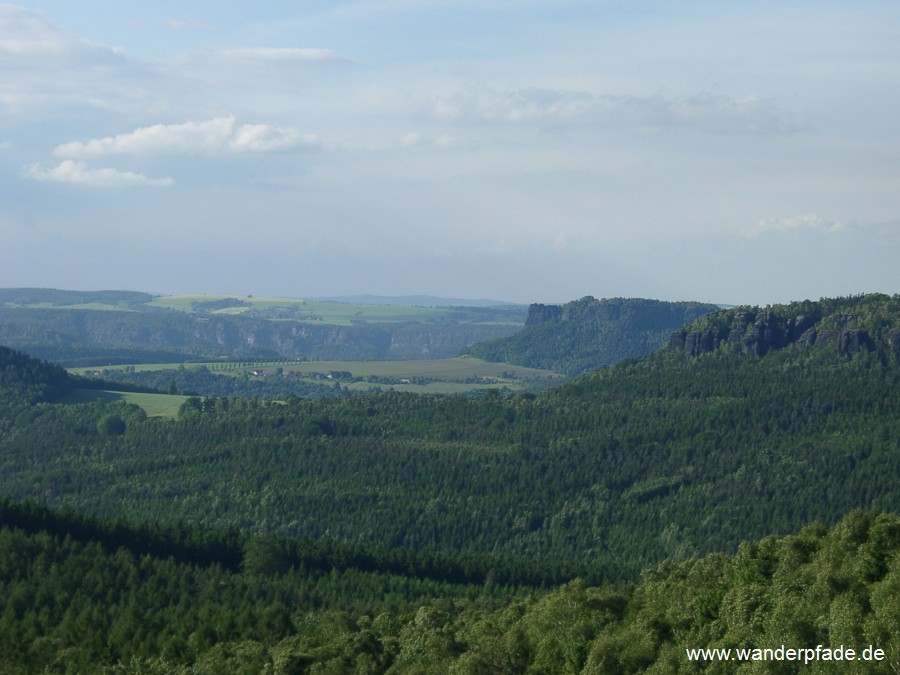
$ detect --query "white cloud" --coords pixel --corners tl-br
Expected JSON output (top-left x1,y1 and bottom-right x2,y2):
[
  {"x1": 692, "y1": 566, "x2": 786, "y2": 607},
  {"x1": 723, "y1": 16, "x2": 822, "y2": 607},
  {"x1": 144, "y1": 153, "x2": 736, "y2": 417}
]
[
  {"x1": 666, "y1": 93, "x2": 796, "y2": 135},
  {"x1": 396, "y1": 131, "x2": 460, "y2": 150},
  {"x1": 23, "y1": 160, "x2": 174, "y2": 187},
  {"x1": 434, "y1": 87, "x2": 594, "y2": 123},
  {"x1": 229, "y1": 124, "x2": 318, "y2": 152},
  {"x1": 0, "y1": 4, "x2": 70, "y2": 55},
  {"x1": 55, "y1": 117, "x2": 233, "y2": 157},
  {"x1": 433, "y1": 86, "x2": 797, "y2": 135},
  {"x1": 0, "y1": 4, "x2": 120, "y2": 59},
  {"x1": 0, "y1": 5, "x2": 159, "y2": 118},
  {"x1": 432, "y1": 134, "x2": 456, "y2": 148},
  {"x1": 165, "y1": 18, "x2": 214, "y2": 33},
  {"x1": 399, "y1": 131, "x2": 421, "y2": 147},
  {"x1": 747, "y1": 213, "x2": 846, "y2": 237},
  {"x1": 54, "y1": 117, "x2": 318, "y2": 157},
  {"x1": 218, "y1": 47, "x2": 344, "y2": 63}
]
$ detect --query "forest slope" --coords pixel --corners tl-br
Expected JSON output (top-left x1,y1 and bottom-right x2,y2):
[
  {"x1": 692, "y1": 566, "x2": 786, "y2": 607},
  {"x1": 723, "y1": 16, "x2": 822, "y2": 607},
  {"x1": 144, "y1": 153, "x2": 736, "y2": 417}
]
[
  {"x1": 0, "y1": 345, "x2": 72, "y2": 406},
  {"x1": 1, "y1": 294, "x2": 897, "y2": 578}
]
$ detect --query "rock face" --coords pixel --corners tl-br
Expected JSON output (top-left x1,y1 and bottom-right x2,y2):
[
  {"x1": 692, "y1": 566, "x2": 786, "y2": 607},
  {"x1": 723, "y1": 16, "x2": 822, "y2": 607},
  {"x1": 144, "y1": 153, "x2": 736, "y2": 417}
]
[
  {"x1": 837, "y1": 330, "x2": 874, "y2": 357},
  {"x1": 668, "y1": 295, "x2": 900, "y2": 359},
  {"x1": 672, "y1": 330, "x2": 719, "y2": 357},
  {"x1": 387, "y1": 323, "x2": 523, "y2": 359},
  {"x1": 0, "y1": 307, "x2": 521, "y2": 363},
  {"x1": 887, "y1": 329, "x2": 900, "y2": 354}
]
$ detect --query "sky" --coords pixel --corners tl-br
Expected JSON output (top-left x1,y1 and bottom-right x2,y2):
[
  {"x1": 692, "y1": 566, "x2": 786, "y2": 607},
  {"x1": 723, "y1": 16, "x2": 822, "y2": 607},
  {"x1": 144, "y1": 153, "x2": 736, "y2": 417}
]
[{"x1": 1, "y1": 1, "x2": 899, "y2": 305}]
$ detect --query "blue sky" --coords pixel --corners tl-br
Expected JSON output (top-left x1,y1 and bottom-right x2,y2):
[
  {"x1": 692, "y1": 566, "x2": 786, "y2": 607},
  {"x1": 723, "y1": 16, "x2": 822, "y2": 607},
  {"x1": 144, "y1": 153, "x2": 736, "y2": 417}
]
[{"x1": 1, "y1": 1, "x2": 898, "y2": 304}]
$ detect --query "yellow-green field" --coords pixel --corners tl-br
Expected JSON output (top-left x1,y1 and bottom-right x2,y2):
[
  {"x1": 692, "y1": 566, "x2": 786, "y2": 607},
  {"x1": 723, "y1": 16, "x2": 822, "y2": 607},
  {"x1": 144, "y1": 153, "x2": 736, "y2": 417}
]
[
  {"x1": 61, "y1": 389, "x2": 189, "y2": 418},
  {"x1": 147, "y1": 295, "x2": 520, "y2": 325},
  {"x1": 72, "y1": 357, "x2": 559, "y2": 379},
  {"x1": 71, "y1": 363, "x2": 190, "y2": 374}
]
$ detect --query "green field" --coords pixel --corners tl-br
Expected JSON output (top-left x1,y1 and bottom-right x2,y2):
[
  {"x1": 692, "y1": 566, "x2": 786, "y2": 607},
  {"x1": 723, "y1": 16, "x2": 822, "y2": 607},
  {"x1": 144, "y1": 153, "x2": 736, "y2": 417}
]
[{"x1": 60, "y1": 389, "x2": 189, "y2": 418}]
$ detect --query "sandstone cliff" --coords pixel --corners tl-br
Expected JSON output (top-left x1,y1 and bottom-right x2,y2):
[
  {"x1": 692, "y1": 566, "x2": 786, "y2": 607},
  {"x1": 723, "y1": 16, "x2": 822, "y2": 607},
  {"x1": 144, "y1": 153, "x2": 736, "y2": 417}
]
[{"x1": 668, "y1": 294, "x2": 900, "y2": 359}]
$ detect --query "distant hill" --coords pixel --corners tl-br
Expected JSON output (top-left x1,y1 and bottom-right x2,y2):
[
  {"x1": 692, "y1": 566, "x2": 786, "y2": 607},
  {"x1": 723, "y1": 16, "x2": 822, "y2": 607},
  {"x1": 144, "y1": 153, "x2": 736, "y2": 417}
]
[
  {"x1": 462, "y1": 296, "x2": 720, "y2": 375},
  {"x1": 0, "y1": 288, "x2": 154, "y2": 310}
]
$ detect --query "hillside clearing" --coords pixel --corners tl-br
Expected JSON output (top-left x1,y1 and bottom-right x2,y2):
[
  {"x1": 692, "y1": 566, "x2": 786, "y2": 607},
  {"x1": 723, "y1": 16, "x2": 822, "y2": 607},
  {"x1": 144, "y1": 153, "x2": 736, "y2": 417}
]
[{"x1": 60, "y1": 389, "x2": 188, "y2": 418}]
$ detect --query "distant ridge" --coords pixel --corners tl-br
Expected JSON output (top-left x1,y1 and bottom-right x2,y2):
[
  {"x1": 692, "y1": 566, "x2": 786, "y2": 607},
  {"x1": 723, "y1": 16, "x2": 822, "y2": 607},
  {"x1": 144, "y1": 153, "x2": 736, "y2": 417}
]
[
  {"x1": 309, "y1": 294, "x2": 519, "y2": 308},
  {"x1": 0, "y1": 288, "x2": 153, "y2": 309}
]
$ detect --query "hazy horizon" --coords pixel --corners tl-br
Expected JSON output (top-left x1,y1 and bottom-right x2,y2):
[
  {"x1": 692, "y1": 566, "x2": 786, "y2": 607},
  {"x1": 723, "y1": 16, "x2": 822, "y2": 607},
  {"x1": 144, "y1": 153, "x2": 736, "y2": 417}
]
[{"x1": 2, "y1": 2, "x2": 898, "y2": 306}]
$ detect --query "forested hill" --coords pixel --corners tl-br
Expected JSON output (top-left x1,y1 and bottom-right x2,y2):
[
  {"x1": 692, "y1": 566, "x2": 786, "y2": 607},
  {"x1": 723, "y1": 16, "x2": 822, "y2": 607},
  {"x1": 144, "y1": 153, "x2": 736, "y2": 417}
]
[
  {"x1": 668, "y1": 293, "x2": 900, "y2": 359},
  {"x1": 462, "y1": 296, "x2": 719, "y2": 375}
]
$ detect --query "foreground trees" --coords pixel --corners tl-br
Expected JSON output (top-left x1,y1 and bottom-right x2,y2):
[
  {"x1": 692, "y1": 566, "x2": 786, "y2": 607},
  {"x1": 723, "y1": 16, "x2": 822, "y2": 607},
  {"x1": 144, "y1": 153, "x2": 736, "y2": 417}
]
[{"x1": 0, "y1": 507, "x2": 896, "y2": 672}]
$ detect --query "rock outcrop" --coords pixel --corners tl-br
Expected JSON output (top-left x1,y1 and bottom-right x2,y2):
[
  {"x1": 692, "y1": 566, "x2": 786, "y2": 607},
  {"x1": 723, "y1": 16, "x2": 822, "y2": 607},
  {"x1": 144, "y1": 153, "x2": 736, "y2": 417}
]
[
  {"x1": 525, "y1": 303, "x2": 563, "y2": 327},
  {"x1": 467, "y1": 297, "x2": 721, "y2": 375}
]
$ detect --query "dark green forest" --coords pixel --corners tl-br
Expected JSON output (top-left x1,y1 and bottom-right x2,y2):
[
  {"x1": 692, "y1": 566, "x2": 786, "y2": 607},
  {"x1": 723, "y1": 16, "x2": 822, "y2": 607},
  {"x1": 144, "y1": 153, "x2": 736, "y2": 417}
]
[
  {"x1": 1, "y1": 293, "x2": 899, "y2": 672},
  {"x1": 88, "y1": 365, "x2": 341, "y2": 400}
]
